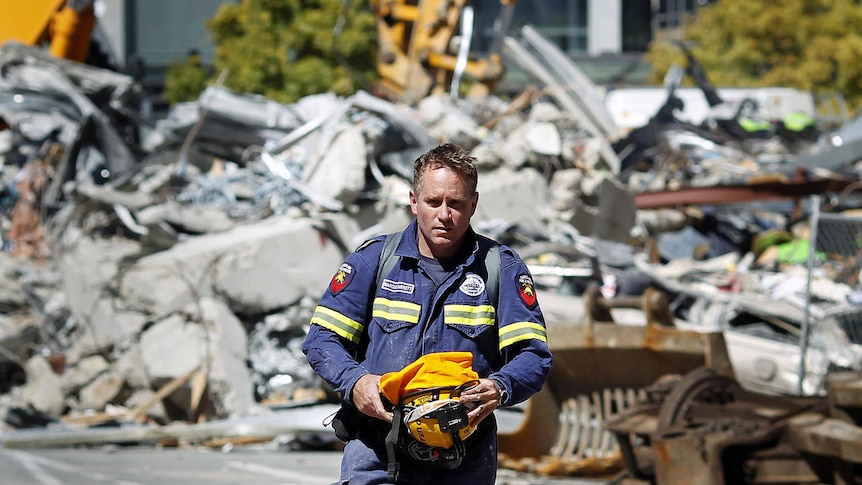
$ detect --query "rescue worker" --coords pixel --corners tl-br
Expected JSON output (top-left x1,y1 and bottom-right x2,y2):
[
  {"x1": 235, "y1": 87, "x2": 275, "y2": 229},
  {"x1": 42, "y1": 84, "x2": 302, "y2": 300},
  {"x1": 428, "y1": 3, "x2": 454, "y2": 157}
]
[{"x1": 302, "y1": 143, "x2": 552, "y2": 484}]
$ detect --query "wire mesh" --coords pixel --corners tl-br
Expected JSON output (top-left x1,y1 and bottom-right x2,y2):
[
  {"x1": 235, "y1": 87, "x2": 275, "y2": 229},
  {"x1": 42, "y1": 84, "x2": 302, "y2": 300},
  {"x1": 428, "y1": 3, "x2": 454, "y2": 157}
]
[{"x1": 802, "y1": 195, "x2": 862, "y2": 393}]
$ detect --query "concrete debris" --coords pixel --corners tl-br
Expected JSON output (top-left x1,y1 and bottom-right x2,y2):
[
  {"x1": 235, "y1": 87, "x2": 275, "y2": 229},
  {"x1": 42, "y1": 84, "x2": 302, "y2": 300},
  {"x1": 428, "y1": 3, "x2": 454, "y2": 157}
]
[{"x1": 0, "y1": 26, "x2": 861, "y2": 470}]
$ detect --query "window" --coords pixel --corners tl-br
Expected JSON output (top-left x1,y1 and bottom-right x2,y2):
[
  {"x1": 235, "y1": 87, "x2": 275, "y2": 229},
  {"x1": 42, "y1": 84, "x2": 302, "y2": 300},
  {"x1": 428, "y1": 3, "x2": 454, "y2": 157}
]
[
  {"x1": 472, "y1": 0, "x2": 589, "y2": 55},
  {"x1": 622, "y1": 0, "x2": 652, "y2": 52}
]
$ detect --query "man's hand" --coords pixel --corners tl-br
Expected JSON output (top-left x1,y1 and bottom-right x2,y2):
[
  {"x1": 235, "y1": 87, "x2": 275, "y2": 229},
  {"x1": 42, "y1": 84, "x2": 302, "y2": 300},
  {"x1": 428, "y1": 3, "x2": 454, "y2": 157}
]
[
  {"x1": 459, "y1": 378, "x2": 501, "y2": 427},
  {"x1": 352, "y1": 374, "x2": 394, "y2": 423}
]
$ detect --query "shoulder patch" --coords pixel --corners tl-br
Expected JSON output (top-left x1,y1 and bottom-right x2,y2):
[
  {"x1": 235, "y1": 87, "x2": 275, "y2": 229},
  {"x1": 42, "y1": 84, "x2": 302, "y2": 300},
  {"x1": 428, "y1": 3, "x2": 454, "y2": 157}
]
[
  {"x1": 330, "y1": 263, "x2": 354, "y2": 295},
  {"x1": 516, "y1": 274, "x2": 537, "y2": 308}
]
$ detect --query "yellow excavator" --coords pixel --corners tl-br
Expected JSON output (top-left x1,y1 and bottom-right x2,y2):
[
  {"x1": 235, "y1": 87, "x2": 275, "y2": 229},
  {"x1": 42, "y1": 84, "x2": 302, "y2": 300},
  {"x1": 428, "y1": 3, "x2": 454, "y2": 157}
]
[
  {"x1": 0, "y1": 0, "x2": 96, "y2": 64},
  {"x1": 370, "y1": 0, "x2": 518, "y2": 104},
  {"x1": 0, "y1": 0, "x2": 516, "y2": 105}
]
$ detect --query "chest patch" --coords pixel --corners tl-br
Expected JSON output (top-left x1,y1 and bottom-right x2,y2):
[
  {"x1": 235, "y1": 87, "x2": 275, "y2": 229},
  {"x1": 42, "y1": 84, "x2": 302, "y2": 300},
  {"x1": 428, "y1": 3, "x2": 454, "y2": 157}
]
[
  {"x1": 517, "y1": 274, "x2": 537, "y2": 308},
  {"x1": 459, "y1": 273, "x2": 486, "y2": 297},
  {"x1": 381, "y1": 279, "x2": 415, "y2": 294},
  {"x1": 330, "y1": 263, "x2": 354, "y2": 295}
]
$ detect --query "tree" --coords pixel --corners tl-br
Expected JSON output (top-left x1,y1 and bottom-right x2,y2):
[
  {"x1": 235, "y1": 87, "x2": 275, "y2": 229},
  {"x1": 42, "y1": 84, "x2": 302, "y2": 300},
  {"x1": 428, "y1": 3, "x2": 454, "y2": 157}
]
[
  {"x1": 166, "y1": 0, "x2": 378, "y2": 105},
  {"x1": 646, "y1": 0, "x2": 862, "y2": 114},
  {"x1": 164, "y1": 50, "x2": 211, "y2": 104}
]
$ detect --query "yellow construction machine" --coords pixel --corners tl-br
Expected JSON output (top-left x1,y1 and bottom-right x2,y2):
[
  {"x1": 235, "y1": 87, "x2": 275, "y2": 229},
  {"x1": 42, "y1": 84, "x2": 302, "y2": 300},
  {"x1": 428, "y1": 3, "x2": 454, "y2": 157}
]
[
  {"x1": 0, "y1": 0, "x2": 96, "y2": 63},
  {"x1": 0, "y1": 0, "x2": 516, "y2": 105},
  {"x1": 370, "y1": 0, "x2": 517, "y2": 104}
]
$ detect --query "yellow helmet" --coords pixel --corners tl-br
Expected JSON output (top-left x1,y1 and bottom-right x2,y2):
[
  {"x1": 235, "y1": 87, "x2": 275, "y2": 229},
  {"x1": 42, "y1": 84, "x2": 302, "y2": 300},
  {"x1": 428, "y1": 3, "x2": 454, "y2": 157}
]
[
  {"x1": 379, "y1": 352, "x2": 480, "y2": 455},
  {"x1": 401, "y1": 383, "x2": 478, "y2": 449}
]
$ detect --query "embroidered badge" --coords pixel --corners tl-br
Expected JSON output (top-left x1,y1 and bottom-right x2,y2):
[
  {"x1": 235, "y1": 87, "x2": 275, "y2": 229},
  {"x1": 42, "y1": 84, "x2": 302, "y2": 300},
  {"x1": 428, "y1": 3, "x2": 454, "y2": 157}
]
[
  {"x1": 330, "y1": 263, "x2": 354, "y2": 295},
  {"x1": 459, "y1": 274, "x2": 486, "y2": 297},
  {"x1": 517, "y1": 274, "x2": 537, "y2": 308}
]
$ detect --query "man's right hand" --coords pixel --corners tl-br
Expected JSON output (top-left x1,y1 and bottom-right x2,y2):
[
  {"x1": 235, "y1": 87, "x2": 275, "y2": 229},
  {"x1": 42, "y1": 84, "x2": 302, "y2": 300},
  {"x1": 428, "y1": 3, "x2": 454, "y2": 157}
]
[{"x1": 352, "y1": 374, "x2": 394, "y2": 423}]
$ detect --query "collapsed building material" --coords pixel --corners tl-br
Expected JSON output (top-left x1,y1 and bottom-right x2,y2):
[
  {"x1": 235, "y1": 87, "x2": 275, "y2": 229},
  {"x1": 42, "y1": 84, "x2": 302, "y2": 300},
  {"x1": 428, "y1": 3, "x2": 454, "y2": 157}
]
[
  {"x1": 503, "y1": 26, "x2": 621, "y2": 173},
  {"x1": 0, "y1": 403, "x2": 340, "y2": 449},
  {"x1": 605, "y1": 368, "x2": 862, "y2": 484},
  {"x1": 497, "y1": 288, "x2": 735, "y2": 475},
  {"x1": 3, "y1": 25, "x2": 862, "y2": 485}
]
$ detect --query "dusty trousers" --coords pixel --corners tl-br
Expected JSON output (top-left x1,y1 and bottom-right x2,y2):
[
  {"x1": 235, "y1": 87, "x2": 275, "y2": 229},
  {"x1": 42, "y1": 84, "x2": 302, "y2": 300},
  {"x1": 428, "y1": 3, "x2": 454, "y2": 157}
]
[{"x1": 336, "y1": 424, "x2": 498, "y2": 485}]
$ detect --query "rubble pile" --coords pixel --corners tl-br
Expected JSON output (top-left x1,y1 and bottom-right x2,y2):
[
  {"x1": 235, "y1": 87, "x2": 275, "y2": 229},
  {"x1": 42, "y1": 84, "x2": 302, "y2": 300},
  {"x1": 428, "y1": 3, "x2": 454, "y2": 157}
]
[{"x1": 0, "y1": 28, "x2": 861, "y2": 451}]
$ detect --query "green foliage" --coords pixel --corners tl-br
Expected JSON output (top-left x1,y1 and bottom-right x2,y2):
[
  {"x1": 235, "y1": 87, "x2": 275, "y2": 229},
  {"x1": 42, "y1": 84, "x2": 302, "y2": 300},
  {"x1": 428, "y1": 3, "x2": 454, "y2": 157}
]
[
  {"x1": 163, "y1": 53, "x2": 211, "y2": 104},
  {"x1": 646, "y1": 0, "x2": 862, "y2": 114},
  {"x1": 205, "y1": 0, "x2": 378, "y2": 103}
]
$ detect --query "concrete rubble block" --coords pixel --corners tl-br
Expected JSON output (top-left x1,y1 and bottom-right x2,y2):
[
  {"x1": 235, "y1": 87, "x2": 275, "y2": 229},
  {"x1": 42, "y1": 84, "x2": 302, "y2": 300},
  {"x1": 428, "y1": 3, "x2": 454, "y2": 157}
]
[
  {"x1": 0, "y1": 317, "x2": 39, "y2": 366},
  {"x1": 59, "y1": 236, "x2": 143, "y2": 327},
  {"x1": 572, "y1": 177, "x2": 636, "y2": 243},
  {"x1": 161, "y1": 200, "x2": 238, "y2": 234},
  {"x1": 304, "y1": 125, "x2": 368, "y2": 206},
  {"x1": 20, "y1": 355, "x2": 66, "y2": 416},
  {"x1": 74, "y1": 181, "x2": 157, "y2": 211},
  {"x1": 637, "y1": 209, "x2": 692, "y2": 235},
  {"x1": 77, "y1": 370, "x2": 124, "y2": 411},
  {"x1": 212, "y1": 214, "x2": 360, "y2": 314},
  {"x1": 0, "y1": 252, "x2": 29, "y2": 309},
  {"x1": 114, "y1": 344, "x2": 152, "y2": 390},
  {"x1": 579, "y1": 136, "x2": 616, "y2": 172},
  {"x1": 417, "y1": 94, "x2": 483, "y2": 150},
  {"x1": 138, "y1": 299, "x2": 254, "y2": 418},
  {"x1": 469, "y1": 142, "x2": 503, "y2": 170},
  {"x1": 119, "y1": 215, "x2": 347, "y2": 319},
  {"x1": 526, "y1": 121, "x2": 563, "y2": 157},
  {"x1": 498, "y1": 123, "x2": 532, "y2": 169},
  {"x1": 70, "y1": 297, "x2": 149, "y2": 355},
  {"x1": 123, "y1": 388, "x2": 167, "y2": 422},
  {"x1": 527, "y1": 101, "x2": 564, "y2": 123},
  {"x1": 549, "y1": 168, "x2": 584, "y2": 218},
  {"x1": 475, "y1": 167, "x2": 551, "y2": 231},
  {"x1": 579, "y1": 169, "x2": 611, "y2": 202},
  {"x1": 60, "y1": 354, "x2": 109, "y2": 395}
]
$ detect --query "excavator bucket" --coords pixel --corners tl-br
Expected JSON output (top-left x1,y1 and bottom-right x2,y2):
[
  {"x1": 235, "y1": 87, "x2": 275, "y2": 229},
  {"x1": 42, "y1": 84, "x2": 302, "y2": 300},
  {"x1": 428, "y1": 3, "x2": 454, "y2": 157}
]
[{"x1": 498, "y1": 286, "x2": 735, "y2": 476}]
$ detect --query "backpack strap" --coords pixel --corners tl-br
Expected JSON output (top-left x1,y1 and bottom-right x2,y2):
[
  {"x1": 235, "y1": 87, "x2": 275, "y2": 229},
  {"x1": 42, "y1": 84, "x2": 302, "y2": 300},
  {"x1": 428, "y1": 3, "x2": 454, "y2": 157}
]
[
  {"x1": 376, "y1": 229, "x2": 404, "y2": 290},
  {"x1": 484, "y1": 245, "x2": 500, "y2": 307}
]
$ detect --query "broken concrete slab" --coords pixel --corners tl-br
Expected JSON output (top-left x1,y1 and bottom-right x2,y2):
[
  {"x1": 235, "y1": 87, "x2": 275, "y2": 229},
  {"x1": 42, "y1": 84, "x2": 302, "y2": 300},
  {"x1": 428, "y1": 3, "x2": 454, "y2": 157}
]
[
  {"x1": 19, "y1": 356, "x2": 65, "y2": 416},
  {"x1": 118, "y1": 214, "x2": 356, "y2": 319},
  {"x1": 475, "y1": 166, "x2": 552, "y2": 232},
  {"x1": 138, "y1": 298, "x2": 254, "y2": 419}
]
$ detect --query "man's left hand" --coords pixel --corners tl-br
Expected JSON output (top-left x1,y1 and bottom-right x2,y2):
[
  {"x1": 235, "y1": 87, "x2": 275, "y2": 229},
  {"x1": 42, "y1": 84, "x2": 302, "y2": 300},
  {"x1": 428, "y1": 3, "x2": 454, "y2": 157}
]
[{"x1": 459, "y1": 378, "x2": 500, "y2": 427}]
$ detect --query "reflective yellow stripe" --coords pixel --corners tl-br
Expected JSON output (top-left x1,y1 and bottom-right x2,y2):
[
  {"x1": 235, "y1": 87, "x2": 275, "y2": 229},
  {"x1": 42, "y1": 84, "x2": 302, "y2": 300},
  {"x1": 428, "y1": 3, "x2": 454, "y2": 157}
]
[
  {"x1": 372, "y1": 298, "x2": 420, "y2": 324},
  {"x1": 444, "y1": 304, "x2": 496, "y2": 326},
  {"x1": 499, "y1": 322, "x2": 548, "y2": 349},
  {"x1": 310, "y1": 305, "x2": 364, "y2": 344}
]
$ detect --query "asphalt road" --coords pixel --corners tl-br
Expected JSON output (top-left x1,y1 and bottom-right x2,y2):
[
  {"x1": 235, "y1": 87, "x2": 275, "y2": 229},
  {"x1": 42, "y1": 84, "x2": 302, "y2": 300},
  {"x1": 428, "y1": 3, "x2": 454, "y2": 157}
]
[{"x1": 0, "y1": 446, "x2": 609, "y2": 485}]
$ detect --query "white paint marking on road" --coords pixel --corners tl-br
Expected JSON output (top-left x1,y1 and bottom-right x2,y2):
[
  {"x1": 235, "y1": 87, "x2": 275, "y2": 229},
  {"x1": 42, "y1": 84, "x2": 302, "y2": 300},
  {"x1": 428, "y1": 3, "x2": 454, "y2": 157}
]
[
  {"x1": 1, "y1": 449, "x2": 146, "y2": 485},
  {"x1": 226, "y1": 460, "x2": 334, "y2": 485},
  {"x1": 4, "y1": 449, "x2": 63, "y2": 485}
]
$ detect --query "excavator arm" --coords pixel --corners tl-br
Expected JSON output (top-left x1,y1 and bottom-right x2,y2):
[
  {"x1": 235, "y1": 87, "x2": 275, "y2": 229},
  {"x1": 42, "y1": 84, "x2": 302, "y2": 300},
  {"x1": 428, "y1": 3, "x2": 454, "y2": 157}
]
[
  {"x1": 371, "y1": 0, "x2": 517, "y2": 104},
  {"x1": 0, "y1": 0, "x2": 95, "y2": 63}
]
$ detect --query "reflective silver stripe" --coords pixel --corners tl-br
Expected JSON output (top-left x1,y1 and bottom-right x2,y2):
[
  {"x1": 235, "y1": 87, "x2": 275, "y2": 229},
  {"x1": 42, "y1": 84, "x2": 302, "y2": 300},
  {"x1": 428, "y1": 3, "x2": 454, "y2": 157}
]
[
  {"x1": 372, "y1": 297, "x2": 421, "y2": 324},
  {"x1": 499, "y1": 322, "x2": 548, "y2": 350},
  {"x1": 310, "y1": 305, "x2": 364, "y2": 344},
  {"x1": 444, "y1": 304, "x2": 496, "y2": 326}
]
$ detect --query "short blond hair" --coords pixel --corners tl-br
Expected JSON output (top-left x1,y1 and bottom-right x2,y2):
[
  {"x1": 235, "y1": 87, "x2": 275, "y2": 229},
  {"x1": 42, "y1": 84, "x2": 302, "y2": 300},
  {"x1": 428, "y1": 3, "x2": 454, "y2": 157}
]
[{"x1": 412, "y1": 143, "x2": 478, "y2": 194}]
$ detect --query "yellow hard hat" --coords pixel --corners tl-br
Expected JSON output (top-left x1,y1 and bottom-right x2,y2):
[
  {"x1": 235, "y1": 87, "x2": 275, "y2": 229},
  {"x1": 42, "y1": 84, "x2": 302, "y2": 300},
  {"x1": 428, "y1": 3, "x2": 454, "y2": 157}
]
[{"x1": 379, "y1": 352, "x2": 480, "y2": 450}]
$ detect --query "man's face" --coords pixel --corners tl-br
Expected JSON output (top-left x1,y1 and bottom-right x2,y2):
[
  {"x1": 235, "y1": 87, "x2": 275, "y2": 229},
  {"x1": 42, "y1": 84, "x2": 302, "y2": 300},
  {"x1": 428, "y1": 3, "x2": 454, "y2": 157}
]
[{"x1": 410, "y1": 165, "x2": 478, "y2": 259}]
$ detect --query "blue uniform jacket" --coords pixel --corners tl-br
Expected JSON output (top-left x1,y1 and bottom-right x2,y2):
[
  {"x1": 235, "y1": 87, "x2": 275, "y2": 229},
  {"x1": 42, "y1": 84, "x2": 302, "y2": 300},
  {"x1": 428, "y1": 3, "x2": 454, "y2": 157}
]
[{"x1": 302, "y1": 220, "x2": 553, "y2": 408}]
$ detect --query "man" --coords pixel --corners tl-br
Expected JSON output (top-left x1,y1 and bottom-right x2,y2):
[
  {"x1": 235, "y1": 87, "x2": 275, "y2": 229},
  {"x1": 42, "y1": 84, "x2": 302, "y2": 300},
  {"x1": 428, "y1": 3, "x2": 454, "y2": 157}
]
[{"x1": 302, "y1": 143, "x2": 552, "y2": 484}]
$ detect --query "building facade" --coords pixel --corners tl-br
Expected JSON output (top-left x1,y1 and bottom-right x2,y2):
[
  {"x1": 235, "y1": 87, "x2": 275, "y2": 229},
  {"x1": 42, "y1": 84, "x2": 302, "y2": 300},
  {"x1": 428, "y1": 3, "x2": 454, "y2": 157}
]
[{"x1": 96, "y1": 0, "x2": 711, "y2": 85}]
